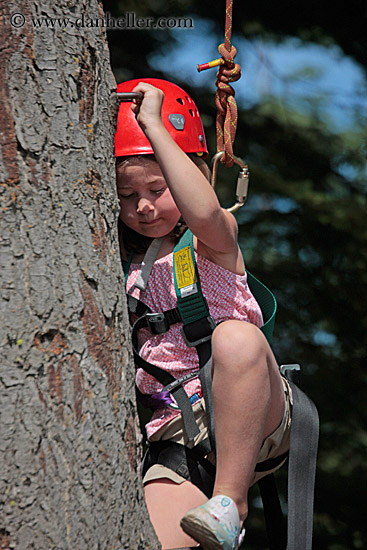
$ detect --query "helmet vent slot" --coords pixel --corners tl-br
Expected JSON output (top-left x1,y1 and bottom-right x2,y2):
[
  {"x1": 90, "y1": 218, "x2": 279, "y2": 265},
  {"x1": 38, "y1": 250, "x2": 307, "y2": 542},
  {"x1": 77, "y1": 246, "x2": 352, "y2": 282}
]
[
  {"x1": 176, "y1": 98, "x2": 184, "y2": 105},
  {"x1": 189, "y1": 109, "x2": 194, "y2": 117}
]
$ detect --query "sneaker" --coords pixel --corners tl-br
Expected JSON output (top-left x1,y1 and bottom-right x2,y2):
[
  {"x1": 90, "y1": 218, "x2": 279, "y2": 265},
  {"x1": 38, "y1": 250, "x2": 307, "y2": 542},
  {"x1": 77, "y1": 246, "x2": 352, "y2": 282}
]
[{"x1": 180, "y1": 495, "x2": 243, "y2": 550}]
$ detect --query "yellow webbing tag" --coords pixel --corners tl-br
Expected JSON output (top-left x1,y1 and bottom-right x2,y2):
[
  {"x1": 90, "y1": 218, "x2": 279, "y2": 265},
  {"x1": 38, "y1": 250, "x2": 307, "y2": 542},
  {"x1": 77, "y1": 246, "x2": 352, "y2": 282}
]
[{"x1": 174, "y1": 245, "x2": 197, "y2": 289}]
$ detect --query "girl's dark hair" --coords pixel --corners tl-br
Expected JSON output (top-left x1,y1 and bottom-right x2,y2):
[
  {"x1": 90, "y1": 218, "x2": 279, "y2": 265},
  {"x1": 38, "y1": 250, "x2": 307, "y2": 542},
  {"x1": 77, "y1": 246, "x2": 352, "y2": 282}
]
[{"x1": 116, "y1": 153, "x2": 210, "y2": 261}]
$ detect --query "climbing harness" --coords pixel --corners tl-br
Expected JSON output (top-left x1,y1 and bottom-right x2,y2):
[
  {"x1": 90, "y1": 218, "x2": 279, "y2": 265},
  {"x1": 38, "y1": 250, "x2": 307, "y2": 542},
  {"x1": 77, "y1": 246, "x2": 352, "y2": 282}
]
[
  {"x1": 123, "y1": 230, "x2": 319, "y2": 550},
  {"x1": 124, "y1": 228, "x2": 281, "y2": 466}
]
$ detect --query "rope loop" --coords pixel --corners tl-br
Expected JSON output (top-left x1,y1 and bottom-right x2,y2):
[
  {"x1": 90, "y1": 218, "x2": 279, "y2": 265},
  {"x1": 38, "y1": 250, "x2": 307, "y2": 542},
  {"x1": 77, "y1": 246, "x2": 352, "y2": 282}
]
[{"x1": 215, "y1": 44, "x2": 241, "y2": 167}]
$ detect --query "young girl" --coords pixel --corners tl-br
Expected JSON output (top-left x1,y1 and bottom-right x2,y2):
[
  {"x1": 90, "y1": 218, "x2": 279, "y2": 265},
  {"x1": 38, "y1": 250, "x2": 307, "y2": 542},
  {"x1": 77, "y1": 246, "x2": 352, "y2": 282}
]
[{"x1": 115, "y1": 79, "x2": 292, "y2": 550}]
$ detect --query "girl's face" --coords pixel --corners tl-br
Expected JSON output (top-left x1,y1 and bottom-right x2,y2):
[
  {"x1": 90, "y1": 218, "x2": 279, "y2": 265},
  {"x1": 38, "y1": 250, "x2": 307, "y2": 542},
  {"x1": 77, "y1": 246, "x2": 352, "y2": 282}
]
[{"x1": 116, "y1": 157, "x2": 181, "y2": 238}]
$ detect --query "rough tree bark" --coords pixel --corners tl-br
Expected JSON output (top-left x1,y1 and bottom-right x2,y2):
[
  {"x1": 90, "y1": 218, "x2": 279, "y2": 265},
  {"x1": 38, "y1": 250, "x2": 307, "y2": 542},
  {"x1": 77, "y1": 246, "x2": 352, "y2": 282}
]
[{"x1": 0, "y1": 1, "x2": 159, "y2": 548}]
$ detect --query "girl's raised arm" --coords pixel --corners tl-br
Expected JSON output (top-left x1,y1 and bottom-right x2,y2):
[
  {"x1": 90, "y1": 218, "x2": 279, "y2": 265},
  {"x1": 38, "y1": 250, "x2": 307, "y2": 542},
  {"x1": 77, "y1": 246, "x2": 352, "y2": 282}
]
[{"x1": 131, "y1": 82, "x2": 240, "y2": 261}]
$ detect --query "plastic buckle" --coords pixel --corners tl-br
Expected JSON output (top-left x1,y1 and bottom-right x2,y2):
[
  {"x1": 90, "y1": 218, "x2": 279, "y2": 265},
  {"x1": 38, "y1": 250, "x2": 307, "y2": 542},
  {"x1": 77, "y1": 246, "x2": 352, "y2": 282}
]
[
  {"x1": 167, "y1": 400, "x2": 180, "y2": 411},
  {"x1": 280, "y1": 363, "x2": 301, "y2": 385},
  {"x1": 146, "y1": 312, "x2": 169, "y2": 335},
  {"x1": 162, "y1": 372, "x2": 198, "y2": 394},
  {"x1": 180, "y1": 316, "x2": 216, "y2": 348}
]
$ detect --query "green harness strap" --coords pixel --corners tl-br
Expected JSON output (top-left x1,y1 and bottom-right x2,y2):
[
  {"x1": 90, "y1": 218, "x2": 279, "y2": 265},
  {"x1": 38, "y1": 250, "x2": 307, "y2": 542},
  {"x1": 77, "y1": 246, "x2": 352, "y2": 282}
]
[
  {"x1": 246, "y1": 270, "x2": 277, "y2": 344},
  {"x1": 173, "y1": 230, "x2": 277, "y2": 344},
  {"x1": 122, "y1": 230, "x2": 277, "y2": 344},
  {"x1": 173, "y1": 229, "x2": 211, "y2": 325}
]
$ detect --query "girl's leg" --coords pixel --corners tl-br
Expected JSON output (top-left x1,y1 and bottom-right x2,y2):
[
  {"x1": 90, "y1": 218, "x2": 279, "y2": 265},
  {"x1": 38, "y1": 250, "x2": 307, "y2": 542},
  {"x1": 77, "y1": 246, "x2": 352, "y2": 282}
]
[
  {"x1": 210, "y1": 320, "x2": 285, "y2": 522},
  {"x1": 145, "y1": 479, "x2": 207, "y2": 549}
]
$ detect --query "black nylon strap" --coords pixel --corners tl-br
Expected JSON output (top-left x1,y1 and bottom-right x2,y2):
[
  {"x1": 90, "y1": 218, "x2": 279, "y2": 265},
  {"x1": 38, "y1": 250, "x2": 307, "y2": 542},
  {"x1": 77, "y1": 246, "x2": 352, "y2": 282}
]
[
  {"x1": 165, "y1": 308, "x2": 182, "y2": 325},
  {"x1": 196, "y1": 340, "x2": 212, "y2": 369},
  {"x1": 127, "y1": 295, "x2": 181, "y2": 327},
  {"x1": 142, "y1": 440, "x2": 215, "y2": 499},
  {"x1": 181, "y1": 317, "x2": 215, "y2": 348},
  {"x1": 258, "y1": 474, "x2": 287, "y2": 550},
  {"x1": 127, "y1": 295, "x2": 150, "y2": 317},
  {"x1": 255, "y1": 451, "x2": 289, "y2": 473},
  {"x1": 192, "y1": 437, "x2": 212, "y2": 457},
  {"x1": 131, "y1": 316, "x2": 181, "y2": 387}
]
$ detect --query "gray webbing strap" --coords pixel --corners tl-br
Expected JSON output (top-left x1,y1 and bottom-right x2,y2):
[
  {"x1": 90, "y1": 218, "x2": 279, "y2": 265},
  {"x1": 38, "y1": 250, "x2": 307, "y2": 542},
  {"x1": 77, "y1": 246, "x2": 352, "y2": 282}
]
[
  {"x1": 171, "y1": 387, "x2": 200, "y2": 441},
  {"x1": 135, "y1": 237, "x2": 164, "y2": 291},
  {"x1": 199, "y1": 358, "x2": 216, "y2": 453},
  {"x1": 287, "y1": 382, "x2": 319, "y2": 550}
]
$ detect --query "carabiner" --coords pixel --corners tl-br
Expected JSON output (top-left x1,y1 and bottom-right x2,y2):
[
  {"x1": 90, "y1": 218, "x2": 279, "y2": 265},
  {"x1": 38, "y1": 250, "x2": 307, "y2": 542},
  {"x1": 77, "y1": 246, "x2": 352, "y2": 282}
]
[{"x1": 211, "y1": 151, "x2": 249, "y2": 213}]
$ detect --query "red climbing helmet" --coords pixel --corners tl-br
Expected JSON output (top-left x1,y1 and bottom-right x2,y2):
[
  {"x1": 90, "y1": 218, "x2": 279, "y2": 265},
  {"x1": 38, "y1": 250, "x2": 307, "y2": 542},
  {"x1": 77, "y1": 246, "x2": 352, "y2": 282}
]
[{"x1": 115, "y1": 78, "x2": 208, "y2": 158}]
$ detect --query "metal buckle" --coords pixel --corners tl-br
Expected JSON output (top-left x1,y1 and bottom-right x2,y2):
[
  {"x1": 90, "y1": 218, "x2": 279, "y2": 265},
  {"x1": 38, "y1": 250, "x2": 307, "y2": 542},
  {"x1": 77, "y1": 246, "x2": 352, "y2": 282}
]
[
  {"x1": 280, "y1": 363, "x2": 301, "y2": 385},
  {"x1": 146, "y1": 312, "x2": 169, "y2": 335},
  {"x1": 180, "y1": 316, "x2": 216, "y2": 348}
]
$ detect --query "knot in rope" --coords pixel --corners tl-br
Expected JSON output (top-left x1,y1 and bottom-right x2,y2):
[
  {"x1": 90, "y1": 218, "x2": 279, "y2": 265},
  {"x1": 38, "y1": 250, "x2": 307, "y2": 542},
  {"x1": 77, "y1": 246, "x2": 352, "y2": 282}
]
[
  {"x1": 215, "y1": 44, "x2": 241, "y2": 167},
  {"x1": 196, "y1": 0, "x2": 242, "y2": 168}
]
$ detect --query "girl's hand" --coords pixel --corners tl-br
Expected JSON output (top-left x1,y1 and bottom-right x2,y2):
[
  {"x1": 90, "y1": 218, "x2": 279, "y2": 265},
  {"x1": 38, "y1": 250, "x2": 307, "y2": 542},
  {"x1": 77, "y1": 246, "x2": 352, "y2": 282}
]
[{"x1": 131, "y1": 82, "x2": 165, "y2": 133}]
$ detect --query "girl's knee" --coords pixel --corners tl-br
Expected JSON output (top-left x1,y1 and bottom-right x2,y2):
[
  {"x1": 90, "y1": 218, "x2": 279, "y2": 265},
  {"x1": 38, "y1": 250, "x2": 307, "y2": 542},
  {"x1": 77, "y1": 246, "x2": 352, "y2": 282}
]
[{"x1": 212, "y1": 320, "x2": 268, "y2": 368}]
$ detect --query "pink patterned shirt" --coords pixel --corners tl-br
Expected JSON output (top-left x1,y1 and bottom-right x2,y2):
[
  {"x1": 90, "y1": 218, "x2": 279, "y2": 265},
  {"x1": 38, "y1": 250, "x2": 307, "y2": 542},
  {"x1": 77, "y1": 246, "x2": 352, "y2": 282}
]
[{"x1": 127, "y1": 250, "x2": 263, "y2": 439}]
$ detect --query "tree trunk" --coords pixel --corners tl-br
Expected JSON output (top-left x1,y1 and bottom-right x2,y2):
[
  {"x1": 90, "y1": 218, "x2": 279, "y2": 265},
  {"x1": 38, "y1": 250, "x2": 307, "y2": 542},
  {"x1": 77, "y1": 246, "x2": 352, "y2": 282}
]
[{"x1": 0, "y1": 2, "x2": 159, "y2": 548}]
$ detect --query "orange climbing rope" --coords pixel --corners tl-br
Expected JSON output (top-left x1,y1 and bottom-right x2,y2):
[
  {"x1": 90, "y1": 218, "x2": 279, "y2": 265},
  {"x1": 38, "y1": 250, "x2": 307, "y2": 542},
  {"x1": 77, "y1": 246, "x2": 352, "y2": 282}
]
[{"x1": 197, "y1": 0, "x2": 241, "y2": 167}]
